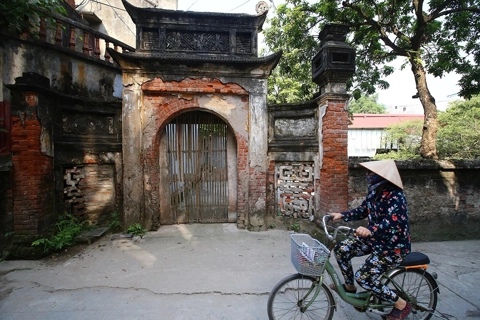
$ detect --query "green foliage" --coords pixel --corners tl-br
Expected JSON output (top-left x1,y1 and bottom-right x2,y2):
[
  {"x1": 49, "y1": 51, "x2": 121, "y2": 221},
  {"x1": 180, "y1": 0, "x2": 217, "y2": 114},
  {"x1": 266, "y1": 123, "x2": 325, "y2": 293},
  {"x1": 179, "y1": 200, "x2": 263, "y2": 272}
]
[
  {"x1": 349, "y1": 94, "x2": 386, "y2": 114},
  {"x1": 263, "y1": 2, "x2": 322, "y2": 104},
  {"x1": 373, "y1": 150, "x2": 422, "y2": 161},
  {"x1": 290, "y1": 223, "x2": 300, "y2": 232},
  {"x1": 32, "y1": 214, "x2": 88, "y2": 253},
  {"x1": 127, "y1": 223, "x2": 148, "y2": 237},
  {"x1": 437, "y1": 95, "x2": 480, "y2": 159},
  {"x1": 0, "y1": 0, "x2": 66, "y2": 34},
  {"x1": 263, "y1": 0, "x2": 480, "y2": 156},
  {"x1": 384, "y1": 119, "x2": 423, "y2": 152},
  {"x1": 373, "y1": 119, "x2": 423, "y2": 160},
  {"x1": 373, "y1": 95, "x2": 480, "y2": 160},
  {"x1": 108, "y1": 211, "x2": 122, "y2": 232}
]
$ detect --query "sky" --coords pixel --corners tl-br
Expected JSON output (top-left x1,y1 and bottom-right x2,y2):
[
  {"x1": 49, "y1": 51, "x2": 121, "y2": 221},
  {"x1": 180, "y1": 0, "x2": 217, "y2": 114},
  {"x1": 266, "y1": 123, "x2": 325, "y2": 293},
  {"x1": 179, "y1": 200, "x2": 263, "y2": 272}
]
[
  {"x1": 176, "y1": 0, "x2": 462, "y2": 112},
  {"x1": 177, "y1": 0, "x2": 273, "y2": 13}
]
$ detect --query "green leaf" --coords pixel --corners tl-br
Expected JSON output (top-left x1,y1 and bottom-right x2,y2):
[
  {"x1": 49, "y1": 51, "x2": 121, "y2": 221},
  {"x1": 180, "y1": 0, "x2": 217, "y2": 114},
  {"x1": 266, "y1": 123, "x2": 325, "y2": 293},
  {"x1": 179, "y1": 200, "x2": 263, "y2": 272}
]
[{"x1": 263, "y1": 0, "x2": 480, "y2": 157}]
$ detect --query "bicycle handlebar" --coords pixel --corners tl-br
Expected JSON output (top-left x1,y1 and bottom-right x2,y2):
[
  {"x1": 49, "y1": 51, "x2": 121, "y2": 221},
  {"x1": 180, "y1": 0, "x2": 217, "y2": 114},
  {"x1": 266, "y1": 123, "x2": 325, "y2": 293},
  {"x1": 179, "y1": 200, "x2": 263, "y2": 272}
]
[{"x1": 322, "y1": 215, "x2": 356, "y2": 243}]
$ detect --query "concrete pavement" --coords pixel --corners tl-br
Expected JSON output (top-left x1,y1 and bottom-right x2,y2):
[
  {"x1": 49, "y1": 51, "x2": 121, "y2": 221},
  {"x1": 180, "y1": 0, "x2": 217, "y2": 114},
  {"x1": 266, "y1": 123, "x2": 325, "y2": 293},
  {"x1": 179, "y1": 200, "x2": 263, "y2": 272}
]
[{"x1": 0, "y1": 223, "x2": 479, "y2": 320}]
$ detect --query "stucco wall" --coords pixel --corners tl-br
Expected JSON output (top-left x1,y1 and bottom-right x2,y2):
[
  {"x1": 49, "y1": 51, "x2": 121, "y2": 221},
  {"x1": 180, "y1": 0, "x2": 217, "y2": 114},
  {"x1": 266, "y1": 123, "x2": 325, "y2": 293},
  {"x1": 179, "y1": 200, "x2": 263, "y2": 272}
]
[{"x1": 1, "y1": 37, "x2": 122, "y2": 103}]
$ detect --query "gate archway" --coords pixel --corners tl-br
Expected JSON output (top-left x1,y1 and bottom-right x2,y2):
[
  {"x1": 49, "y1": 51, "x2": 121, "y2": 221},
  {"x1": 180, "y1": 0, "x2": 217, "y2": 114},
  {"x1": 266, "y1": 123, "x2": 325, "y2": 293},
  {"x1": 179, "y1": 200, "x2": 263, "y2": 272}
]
[{"x1": 163, "y1": 110, "x2": 235, "y2": 223}]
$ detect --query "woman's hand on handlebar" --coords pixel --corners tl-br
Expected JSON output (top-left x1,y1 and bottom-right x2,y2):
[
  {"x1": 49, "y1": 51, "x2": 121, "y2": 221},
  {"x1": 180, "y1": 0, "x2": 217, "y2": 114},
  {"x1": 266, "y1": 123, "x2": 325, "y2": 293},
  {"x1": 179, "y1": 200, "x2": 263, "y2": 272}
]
[{"x1": 355, "y1": 226, "x2": 372, "y2": 237}]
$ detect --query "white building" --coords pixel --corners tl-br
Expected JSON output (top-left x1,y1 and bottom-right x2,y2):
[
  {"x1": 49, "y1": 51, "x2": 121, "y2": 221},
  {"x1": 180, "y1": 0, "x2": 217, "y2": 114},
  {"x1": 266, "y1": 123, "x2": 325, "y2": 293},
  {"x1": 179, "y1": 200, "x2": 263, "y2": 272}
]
[{"x1": 348, "y1": 114, "x2": 424, "y2": 157}]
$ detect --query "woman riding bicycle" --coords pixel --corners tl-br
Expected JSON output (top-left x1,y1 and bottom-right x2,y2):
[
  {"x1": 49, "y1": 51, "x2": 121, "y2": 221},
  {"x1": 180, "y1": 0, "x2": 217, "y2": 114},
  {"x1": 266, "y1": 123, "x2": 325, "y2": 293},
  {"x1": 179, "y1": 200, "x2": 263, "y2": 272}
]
[{"x1": 330, "y1": 159, "x2": 412, "y2": 320}]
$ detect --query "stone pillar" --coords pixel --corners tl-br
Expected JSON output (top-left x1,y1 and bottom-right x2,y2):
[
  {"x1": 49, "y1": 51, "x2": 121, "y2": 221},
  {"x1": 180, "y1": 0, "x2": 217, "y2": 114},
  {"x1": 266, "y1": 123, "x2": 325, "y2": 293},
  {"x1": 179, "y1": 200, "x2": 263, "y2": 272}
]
[
  {"x1": 247, "y1": 81, "x2": 269, "y2": 231},
  {"x1": 122, "y1": 79, "x2": 144, "y2": 228},
  {"x1": 312, "y1": 24, "x2": 356, "y2": 219}
]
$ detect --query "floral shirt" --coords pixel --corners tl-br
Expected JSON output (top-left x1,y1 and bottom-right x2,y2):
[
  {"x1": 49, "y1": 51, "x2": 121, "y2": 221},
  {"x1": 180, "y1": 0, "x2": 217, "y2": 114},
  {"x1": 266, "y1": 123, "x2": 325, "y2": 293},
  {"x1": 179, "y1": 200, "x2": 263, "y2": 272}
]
[{"x1": 341, "y1": 184, "x2": 411, "y2": 258}]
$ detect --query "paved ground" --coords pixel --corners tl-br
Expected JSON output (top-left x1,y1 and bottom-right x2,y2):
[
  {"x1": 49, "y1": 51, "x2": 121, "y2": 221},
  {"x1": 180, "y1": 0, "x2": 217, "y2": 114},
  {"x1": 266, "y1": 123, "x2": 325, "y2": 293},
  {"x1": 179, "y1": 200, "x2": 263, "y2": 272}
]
[{"x1": 0, "y1": 224, "x2": 479, "y2": 320}]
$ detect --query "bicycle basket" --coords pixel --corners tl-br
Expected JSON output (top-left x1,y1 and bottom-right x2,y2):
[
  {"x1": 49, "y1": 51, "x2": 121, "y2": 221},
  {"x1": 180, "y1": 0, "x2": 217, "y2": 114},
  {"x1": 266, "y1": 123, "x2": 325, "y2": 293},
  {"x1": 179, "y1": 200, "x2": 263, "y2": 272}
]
[{"x1": 290, "y1": 234, "x2": 330, "y2": 277}]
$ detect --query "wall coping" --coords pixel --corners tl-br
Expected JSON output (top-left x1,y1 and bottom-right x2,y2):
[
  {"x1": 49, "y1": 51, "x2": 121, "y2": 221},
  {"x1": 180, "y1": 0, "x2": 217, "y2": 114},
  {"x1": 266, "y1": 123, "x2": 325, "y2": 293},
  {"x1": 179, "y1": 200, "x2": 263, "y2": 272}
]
[{"x1": 349, "y1": 157, "x2": 480, "y2": 170}]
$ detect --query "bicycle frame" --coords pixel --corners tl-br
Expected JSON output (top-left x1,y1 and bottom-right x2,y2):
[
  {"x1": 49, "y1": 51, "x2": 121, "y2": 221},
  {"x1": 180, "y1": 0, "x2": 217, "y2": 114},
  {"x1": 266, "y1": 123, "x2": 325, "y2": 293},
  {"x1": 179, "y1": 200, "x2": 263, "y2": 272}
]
[
  {"x1": 303, "y1": 215, "x2": 430, "y2": 315},
  {"x1": 268, "y1": 216, "x2": 439, "y2": 320},
  {"x1": 324, "y1": 260, "x2": 373, "y2": 308},
  {"x1": 302, "y1": 260, "x2": 423, "y2": 315}
]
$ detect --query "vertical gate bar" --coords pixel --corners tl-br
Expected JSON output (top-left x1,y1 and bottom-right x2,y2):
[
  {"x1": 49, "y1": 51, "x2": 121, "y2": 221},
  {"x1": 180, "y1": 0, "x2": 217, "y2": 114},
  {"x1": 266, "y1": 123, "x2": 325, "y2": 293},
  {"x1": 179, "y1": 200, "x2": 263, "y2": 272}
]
[
  {"x1": 191, "y1": 120, "x2": 195, "y2": 222},
  {"x1": 181, "y1": 121, "x2": 186, "y2": 223},
  {"x1": 212, "y1": 115, "x2": 216, "y2": 222},
  {"x1": 217, "y1": 120, "x2": 221, "y2": 219},
  {"x1": 223, "y1": 124, "x2": 226, "y2": 215},
  {"x1": 166, "y1": 124, "x2": 172, "y2": 217},
  {"x1": 214, "y1": 117, "x2": 218, "y2": 222},
  {"x1": 186, "y1": 120, "x2": 191, "y2": 223},
  {"x1": 222, "y1": 123, "x2": 226, "y2": 216},
  {"x1": 173, "y1": 123, "x2": 178, "y2": 220},
  {"x1": 171, "y1": 120, "x2": 175, "y2": 222},
  {"x1": 205, "y1": 116, "x2": 208, "y2": 222},
  {"x1": 213, "y1": 118, "x2": 217, "y2": 222},
  {"x1": 189, "y1": 120, "x2": 193, "y2": 222},
  {"x1": 168, "y1": 123, "x2": 176, "y2": 222},
  {"x1": 195, "y1": 117, "x2": 200, "y2": 223},
  {"x1": 185, "y1": 120, "x2": 188, "y2": 222},
  {"x1": 204, "y1": 113, "x2": 208, "y2": 223},
  {"x1": 179, "y1": 119, "x2": 185, "y2": 224},
  {"x1": 168, "y1": 124, "x2": 175, "y2": 220},
  {"x1": 195, "y1": 113, "x2": 201, "y2": 223}
]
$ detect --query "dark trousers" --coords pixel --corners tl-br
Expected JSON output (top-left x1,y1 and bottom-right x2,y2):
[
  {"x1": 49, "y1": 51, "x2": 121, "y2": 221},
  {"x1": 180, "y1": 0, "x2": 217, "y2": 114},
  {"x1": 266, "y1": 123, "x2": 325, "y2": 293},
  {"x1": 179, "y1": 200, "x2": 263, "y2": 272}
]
[{"x1": 334, "y1": 238, "x2": 403, "y2": 303}]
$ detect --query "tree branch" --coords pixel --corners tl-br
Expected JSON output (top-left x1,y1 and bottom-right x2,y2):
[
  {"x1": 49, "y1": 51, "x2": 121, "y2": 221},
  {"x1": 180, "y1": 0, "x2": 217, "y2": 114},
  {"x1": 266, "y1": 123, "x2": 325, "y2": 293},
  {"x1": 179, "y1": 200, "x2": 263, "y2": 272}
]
[
  {"x1": 430, "y1": 6, "x2": 480, "y2": 21},
  {"x1": 342, "y1": 1, "x2": 409, "y2": 56}
]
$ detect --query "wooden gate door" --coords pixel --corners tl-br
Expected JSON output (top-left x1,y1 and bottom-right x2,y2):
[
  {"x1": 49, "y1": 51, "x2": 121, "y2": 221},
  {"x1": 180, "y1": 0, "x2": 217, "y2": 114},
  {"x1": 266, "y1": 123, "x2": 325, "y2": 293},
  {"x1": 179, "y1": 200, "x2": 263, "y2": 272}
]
[{"x1": 165, "y1": 111, "x2": 229, "y2": 223}]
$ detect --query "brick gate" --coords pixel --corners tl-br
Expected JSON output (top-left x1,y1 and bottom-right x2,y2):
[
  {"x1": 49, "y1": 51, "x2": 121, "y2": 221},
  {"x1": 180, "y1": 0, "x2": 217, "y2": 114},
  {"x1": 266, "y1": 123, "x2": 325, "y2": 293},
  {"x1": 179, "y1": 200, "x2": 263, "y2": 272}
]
[
  {"x1": 110, "y1": 2, "x2": 355, "y2": 231},
  {"x1": 110, "y1": 1, "x2": 281, "y2": 230}
]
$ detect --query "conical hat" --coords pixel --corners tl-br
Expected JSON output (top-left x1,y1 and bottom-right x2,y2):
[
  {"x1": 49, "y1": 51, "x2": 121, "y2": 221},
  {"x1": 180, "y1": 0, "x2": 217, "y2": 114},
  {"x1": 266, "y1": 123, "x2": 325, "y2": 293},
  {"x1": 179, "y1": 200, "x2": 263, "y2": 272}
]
[{"x1": 359, "y1": 160, "x2": 403, "y2": 189}]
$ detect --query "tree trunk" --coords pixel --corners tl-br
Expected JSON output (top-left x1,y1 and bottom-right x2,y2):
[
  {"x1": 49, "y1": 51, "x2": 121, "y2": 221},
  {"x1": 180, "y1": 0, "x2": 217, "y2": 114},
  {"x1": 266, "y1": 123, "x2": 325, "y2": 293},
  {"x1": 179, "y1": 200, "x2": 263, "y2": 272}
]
[{"x1": 410, "y1": 57, "x2": 438, "y2": 159}]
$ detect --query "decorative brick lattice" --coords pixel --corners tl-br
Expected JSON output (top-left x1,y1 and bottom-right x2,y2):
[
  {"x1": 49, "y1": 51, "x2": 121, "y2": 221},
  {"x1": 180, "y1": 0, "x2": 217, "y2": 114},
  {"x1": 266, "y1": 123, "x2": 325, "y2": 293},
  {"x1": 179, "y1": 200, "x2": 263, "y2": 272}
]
[
  {"x1": 276, "y1": 163, "x2": 315, "y2": 218},
  {"x1": 166, "y1": 31, "x2": 229, "y2": 52},
  {"x1": 64, "y1": 167, "x2": 85, "y2": 217}
]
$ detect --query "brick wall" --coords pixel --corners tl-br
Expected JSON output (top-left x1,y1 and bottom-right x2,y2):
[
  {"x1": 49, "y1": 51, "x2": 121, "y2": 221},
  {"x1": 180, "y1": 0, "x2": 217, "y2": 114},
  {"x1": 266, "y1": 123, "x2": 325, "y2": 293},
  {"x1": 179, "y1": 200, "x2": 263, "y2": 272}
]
[
  {"x1": 64, "y1": 163, "x2": 117, "y2": 225},
  {"x1": 11, "y1": 93, "x2": 54, "y2": 235},
  {"x1": 142, "y1": 78, "x2": 247, "y2": 95},
  {"x1": 318, "y1": 98, "x2": 350, "y2": 215}
]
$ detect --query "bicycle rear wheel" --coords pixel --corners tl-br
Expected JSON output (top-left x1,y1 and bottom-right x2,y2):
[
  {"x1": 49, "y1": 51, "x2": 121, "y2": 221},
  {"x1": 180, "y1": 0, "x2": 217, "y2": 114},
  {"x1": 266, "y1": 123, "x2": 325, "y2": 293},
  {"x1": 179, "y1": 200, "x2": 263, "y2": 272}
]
[
  {"x1": 267, "y1": 273, "x2": 334, "y2": 320},
  {"x1": 379, "y1": 269, "x2": 438, "y2": 320}
]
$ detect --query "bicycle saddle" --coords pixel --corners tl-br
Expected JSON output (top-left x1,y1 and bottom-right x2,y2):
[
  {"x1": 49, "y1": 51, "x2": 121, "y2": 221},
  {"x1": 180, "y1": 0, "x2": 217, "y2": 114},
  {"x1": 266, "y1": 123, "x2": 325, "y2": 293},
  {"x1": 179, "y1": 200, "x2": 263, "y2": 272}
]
[{"x1": 400, "y1": 252, "x2": 430, "y2": 266}]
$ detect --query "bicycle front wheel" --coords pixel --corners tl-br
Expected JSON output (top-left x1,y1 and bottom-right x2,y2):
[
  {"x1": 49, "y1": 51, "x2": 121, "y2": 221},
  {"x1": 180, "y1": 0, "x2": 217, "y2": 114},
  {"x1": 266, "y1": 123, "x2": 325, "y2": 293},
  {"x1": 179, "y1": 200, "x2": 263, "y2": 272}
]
[
  {"x1": 267, "y1": 273, "x2": 335, "y2": 320},
  {"x1": 379, "y1": 269, "x2": 438, "y2": 320}
]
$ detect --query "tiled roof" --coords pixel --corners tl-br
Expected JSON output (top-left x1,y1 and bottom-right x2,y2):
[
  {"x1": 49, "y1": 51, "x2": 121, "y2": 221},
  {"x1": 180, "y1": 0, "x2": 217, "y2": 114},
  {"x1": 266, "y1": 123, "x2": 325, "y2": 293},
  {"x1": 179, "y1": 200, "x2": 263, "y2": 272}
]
[{"x1": 349, "y1": 114, "x2": 424, "y2": 129}]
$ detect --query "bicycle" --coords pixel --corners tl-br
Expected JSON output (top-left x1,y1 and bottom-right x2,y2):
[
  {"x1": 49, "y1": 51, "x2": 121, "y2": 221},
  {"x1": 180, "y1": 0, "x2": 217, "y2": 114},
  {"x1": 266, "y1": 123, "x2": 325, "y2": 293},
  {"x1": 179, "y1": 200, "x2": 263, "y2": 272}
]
[{"x1": 267, "y1": 215, "x2": 440, "y2": 320}]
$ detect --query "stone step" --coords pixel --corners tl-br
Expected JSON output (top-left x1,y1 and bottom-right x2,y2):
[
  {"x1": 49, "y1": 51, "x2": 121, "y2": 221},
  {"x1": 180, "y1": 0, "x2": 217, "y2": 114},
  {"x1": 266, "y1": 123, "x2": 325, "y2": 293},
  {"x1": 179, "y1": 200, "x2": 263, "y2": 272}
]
[{"x1": 74, "y1": 227, "x2": 110, "y2": 244}]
